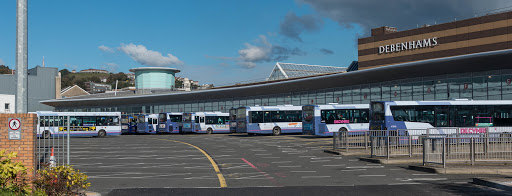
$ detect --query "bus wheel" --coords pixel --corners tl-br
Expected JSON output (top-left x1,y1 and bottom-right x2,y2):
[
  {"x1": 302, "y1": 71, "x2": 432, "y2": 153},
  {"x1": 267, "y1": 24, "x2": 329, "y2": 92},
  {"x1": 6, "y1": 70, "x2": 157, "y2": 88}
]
[
  {"x1": 43, "y1": 130, "x2": 51, "y2": 139},
  {"x1": 98, "y1": 130, "x2": 107, "y2": 138},
  {"x1": 272, "y1": 127, "x2": 281, "y2": 136},
  {"x1": 206, "y1": 128, "x2": 213, "y2": 134}
]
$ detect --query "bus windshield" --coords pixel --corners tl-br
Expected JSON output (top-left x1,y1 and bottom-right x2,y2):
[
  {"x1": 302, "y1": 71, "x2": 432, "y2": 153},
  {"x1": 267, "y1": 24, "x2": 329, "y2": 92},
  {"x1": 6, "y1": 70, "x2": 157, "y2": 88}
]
[
  {"x1": 159, "y1": 113, "x2": 167, "y2": 122},
  {"x1": 229, "y1": 109, "x2": 237, "y2": 120},
  {"x1": 183, "y1": 113, "x2": 192, "y2": 122},
  {"x1": 302, "y1": 106, "x2": 314, "y2": 122},
  {"x1": 237, "y1": 108, "x2": 246, "y2": 119},
  {"x1": 370, "y1": 102, "x2": 385, "y2": 121},
  {"x1": 137, "y1": 117, "x2": 146, "y2": 123}
]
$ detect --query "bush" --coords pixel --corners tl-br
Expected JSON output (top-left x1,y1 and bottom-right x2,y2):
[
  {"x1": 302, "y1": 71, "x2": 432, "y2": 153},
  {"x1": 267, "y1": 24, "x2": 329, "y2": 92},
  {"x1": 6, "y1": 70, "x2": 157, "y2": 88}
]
[
  {"x1": 0, "y1": 150, "x2": 32, "y2": 195},
  {"x1": 34, "y1": 165, "x2": 90, "y2": 196}
]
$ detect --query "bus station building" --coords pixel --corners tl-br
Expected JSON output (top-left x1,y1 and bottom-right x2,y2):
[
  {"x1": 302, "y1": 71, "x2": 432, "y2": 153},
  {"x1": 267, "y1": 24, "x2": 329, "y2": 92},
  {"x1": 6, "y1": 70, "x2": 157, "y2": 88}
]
[{"x1": 41, "y1": 11, "x2": 512, "y2": 114}]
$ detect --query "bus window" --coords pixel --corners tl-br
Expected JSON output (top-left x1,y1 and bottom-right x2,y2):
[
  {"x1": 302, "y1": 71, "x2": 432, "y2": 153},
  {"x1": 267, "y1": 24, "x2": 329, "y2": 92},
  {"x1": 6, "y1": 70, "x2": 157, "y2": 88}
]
[
  {"x1": 83, "y1": 116, "x2": 96, "y2": 126},
  {"x1": 195, "y1": 116, "x2": 200, "y2": 123},
  {"x1": 360, "y1": 109, "x2": 370, "y2": 123},
  {"x1": 170, "y1": 115, "x2": 182, "y2": 122},
  {"x1": 416, "y1": 106, "x2": 433, "y2": 125},
  {"x1": 98, "y1": 116, "x2": 109, "y2": 126},
  {"x1": 271, "y1": 111, "x2": 286, "y2": 122},
  {"x1": 263, "y1": 111, "x2": 271, "y2": 123},
  {"x1": 455, "y1": 105, "x2": 474, "y2": 127},
  {"x1": 153, "y1": 118, "x2": 158, "y2": 124},
  {"x1": 284, "y1": 111, "x2": 301, "y2": 122},
  {"x1": 250, "y1": 111, "x2": 263, "y2": 123}
]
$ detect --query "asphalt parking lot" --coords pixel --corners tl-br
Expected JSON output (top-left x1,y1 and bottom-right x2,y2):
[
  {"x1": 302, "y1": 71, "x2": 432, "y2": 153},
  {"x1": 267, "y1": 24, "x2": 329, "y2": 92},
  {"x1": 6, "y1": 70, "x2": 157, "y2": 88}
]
[{"x1": 69, "y1": 134, "x2": 511, "y2": 195}]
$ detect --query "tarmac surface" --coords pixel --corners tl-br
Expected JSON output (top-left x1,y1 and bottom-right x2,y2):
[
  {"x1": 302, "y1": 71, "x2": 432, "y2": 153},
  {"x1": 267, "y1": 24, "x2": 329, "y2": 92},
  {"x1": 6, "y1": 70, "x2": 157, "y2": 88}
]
[{"x1": 68, "y1": 134, "x2": 510, "y2": 195}]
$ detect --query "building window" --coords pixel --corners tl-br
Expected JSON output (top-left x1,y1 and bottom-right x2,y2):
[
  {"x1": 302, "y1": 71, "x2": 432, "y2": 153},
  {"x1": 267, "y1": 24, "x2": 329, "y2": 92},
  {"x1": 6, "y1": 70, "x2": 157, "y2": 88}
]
[{"x1": 5, "y1": 103, "x2": 9, "y2": 110}]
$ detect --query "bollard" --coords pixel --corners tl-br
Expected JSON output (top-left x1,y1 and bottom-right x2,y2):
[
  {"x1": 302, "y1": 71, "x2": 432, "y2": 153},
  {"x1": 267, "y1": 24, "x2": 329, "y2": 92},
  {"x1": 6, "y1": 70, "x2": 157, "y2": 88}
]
[
  {"x1": 470, "y1": 137, "x2": 475, "y2": 166},
  {"x1": 442, "y1": 138, "x2": 446, "y2": 168},
  {"x1": 365, "y1": 131, "x2": 368, "y2": 149},
  {"x1": 422, "y1": 137, "x2": 427, "y2": 166},
  {"x1": 386, "y1": 136, "x2": 390, "y2": 160},
  {"x1": 332, "y1": 132, "x2": 337, "y2": 150},
  {"x1": 408, "y1": 135, "x2": 412, "y2": 157}
]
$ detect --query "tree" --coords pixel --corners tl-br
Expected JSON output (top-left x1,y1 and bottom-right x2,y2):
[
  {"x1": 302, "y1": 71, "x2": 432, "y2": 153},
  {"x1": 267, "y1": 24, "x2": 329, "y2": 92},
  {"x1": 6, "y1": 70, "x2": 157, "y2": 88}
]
[
  {"x1": 107, "y1": 72, "x2": 128, "y2": 83},
  {"x1": 59, "y1": 69, "x2": 70, "y2": 77},
  {"x1": 0, "y1": 65, "x2": 11, "y2": 74},
  {"x1": 175, "y1": 79, "x2": 183, "y2": 88},
  {"x1": 87, "y1": 76, "x2": 101, "y2": 83}
]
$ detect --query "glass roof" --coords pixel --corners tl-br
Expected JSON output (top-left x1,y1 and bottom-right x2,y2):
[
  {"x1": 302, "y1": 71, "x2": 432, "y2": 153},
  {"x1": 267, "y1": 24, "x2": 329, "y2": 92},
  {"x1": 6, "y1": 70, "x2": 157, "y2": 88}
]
[{"x1": 268, "y1": 62, "x2": 346, "y2": 81}]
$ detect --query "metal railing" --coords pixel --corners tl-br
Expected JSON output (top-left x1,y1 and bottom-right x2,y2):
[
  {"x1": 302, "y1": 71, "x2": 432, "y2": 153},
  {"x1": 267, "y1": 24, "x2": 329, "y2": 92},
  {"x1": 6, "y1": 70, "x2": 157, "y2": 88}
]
[
  {"x1": 36, "y1": 116, "x2": 70, "y2": 169},
  {"x1": 369, "y1": 127, "x2": 512, "y2": 159},
  {"x1": 423, "y1": 134, "x2": 512, "y2": 168},
  {"x1": 333, "y1": 130, "x2": 370, "y2": 150}
]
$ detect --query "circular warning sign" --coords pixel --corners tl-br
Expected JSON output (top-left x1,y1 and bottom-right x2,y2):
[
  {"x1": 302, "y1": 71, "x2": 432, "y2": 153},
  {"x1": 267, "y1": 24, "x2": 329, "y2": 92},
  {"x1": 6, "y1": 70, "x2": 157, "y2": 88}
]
[{"x1": 9, "y1": 118, "x2": 21, "y2": 131}]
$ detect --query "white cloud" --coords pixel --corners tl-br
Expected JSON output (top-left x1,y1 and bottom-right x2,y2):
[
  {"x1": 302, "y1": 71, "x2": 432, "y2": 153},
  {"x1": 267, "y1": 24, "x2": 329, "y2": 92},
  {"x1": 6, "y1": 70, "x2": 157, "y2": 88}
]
[
  {"x1": 234, "y1": 35, "x2": 306, "y2": 68},
  {"x1": 0, "y1": 58, "x2": 4, "y2": 65},
  {"x1": 238, "y1": 35, "x2": 272, "y2": 63},
  {"x1": 119, "y1": 43, "x2": 184, "y2": 67},
  {"x1": 98, "y1": 45, "x2": 114, "y2": 53}
]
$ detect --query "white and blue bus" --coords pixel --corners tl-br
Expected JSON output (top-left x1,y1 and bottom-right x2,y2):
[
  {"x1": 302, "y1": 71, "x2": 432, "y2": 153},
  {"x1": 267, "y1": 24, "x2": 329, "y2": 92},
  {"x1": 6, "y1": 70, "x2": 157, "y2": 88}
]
[
  {"x1": 229, "y1": 108, "x2": 237, "y2": 133},
  {"x1": 157, "y1": 112, "x2": 183, "y2": 134},
  {"x1": 237, "y1": 105, "x2": 302, "y2": 136},
  {"x1": 136, "y1": 114, "x2": 158, "y2": 134},
  {"x1": 369, "y1": 100, "x2": 512, "y2": 134},
  {"x1": 302, "y1": 104, "x2": 370, "y2": 137},
  {"x1": 121, "y1": 114, "x2": 137, "y2": 134},
  {"x1": 182, "y1": 112, "x2": 230, "y2": 134},
  {"x1": 36, "y1": 111, "x2": 122, "y2": 138}
]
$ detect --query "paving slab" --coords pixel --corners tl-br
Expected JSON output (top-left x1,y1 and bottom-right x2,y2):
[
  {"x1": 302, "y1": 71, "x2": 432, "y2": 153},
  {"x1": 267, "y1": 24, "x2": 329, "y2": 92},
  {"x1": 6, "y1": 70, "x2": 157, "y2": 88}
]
[
  {"x1": 473, "y1": 177, "x2": 512, "y2": 191},
  {"x1": 358, "y1": 157, "x2": 423, "y2": 165},
  {"x1": 409, "y1": 165, "x2": 512, "y2": 175},
  {"x1": 323, "y1": 149, "x2": 371, "y2": 156}
]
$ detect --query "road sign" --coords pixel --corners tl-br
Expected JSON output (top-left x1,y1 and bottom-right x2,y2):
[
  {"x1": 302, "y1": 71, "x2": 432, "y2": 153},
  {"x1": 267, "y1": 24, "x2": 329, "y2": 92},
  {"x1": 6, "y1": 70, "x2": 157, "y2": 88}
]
[
  {"x1": 8, "y1": 118, "x2": 21, "y2": 131},
  {"x1": 8, "y1": 118, "x2": 21, "y2": 140}
]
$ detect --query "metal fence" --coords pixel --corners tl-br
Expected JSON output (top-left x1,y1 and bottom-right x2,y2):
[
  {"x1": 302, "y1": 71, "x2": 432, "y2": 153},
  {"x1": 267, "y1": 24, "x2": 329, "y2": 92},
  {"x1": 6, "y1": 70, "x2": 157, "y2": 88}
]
[
  {"x1": 333, "y1": 130, "x2": 372, "y2": 150},
  {"x1": 369, "y1": 127, "x2": 512, "y2": 159},
  {"x1": 36, "y1": 116, "x2": 70, "y2": 169},
  {"x1": 423, "y1": 134, "x2": 512, "y2": 168}
]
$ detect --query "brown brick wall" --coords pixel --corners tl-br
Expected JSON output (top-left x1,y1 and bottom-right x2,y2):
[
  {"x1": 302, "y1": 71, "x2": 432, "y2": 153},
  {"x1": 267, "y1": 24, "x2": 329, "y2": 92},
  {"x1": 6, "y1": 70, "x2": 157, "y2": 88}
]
[
  {"x1": 358, "y1": 11, "x2": 512, "y2": 69},
  {"x1": 0, "y1": 113, "x2": 36, "y2": 176}
]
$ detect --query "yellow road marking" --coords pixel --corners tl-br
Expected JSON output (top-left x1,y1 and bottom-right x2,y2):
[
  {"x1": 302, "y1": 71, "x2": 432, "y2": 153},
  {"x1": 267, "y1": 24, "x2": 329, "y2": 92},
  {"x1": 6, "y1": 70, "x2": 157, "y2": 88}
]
[{"x1": 157, "y1": 138, "x2": 227, "y2": 188}]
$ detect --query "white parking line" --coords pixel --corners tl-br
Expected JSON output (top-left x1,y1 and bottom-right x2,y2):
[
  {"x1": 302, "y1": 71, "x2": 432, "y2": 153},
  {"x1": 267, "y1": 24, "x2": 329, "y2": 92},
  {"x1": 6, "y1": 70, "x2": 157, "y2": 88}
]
[
  {"x1": 388, "y1": 183, "x2": 422, "y2": 185},
  {"x1": 359, "y1": 175, "x2": 386, "y2": 177},
  {"x1": 278, "y1": 166, "x2": 301, "y2": 168},
  {"x1": 412, "y1": 174, "x2": 438, "y2": 176},
  {"x1": 291, "y1": 171, "x2": 316, "y2": 173},
  {"x1": 310, "y1": 160, "x2": 331, "y2": 162},
  {"x1": 301, "y1": 176, "x2": 331, "y2": 178},
  {"x1": 346, "y1": 166, "x2": 384, "y2": 169},
  {"x1": 271, "y1": 161, "x2": 292, "y2": 163},
  {"x1": 340, "y1": 169, "x2": 367, "y2": 172},
  {"x1": 322, "y1": 164, "x2": 346, "y2": 167}
]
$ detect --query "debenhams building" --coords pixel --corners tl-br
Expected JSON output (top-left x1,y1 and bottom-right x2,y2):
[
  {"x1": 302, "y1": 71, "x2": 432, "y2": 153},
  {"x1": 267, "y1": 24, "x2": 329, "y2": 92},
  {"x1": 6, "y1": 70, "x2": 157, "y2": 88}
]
[{"x1": 43, "y1": 11, "x2": 512, "y2": 114}]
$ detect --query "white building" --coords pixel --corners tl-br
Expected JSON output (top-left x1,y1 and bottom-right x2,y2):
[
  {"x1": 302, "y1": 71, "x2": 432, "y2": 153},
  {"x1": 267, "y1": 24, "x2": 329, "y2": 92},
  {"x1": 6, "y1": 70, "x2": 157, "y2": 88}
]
[{"x1": 0, "y1": 94, "x2": 15, "y2": 113}]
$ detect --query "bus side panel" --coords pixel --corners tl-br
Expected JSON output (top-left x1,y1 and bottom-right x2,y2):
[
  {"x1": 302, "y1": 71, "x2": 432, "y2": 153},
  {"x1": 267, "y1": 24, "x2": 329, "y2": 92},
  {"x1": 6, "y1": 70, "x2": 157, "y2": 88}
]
[{"x1": 211, "y1": 124, "x2": 230, "y2": 133}]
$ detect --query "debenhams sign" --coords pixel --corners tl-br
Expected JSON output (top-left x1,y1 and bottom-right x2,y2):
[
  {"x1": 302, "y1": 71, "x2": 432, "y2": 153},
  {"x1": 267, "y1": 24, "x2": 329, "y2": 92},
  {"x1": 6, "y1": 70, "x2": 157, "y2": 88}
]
[{"x1": 379, "y1": 37, "x2": 438, "y2": 54}]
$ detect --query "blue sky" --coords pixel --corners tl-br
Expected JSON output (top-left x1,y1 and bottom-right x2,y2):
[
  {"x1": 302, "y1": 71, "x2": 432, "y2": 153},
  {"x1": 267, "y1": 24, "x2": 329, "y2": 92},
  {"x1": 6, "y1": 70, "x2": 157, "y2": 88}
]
[{"x1": 0, "y1": 0, "x2": 508, "y2": 85}]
